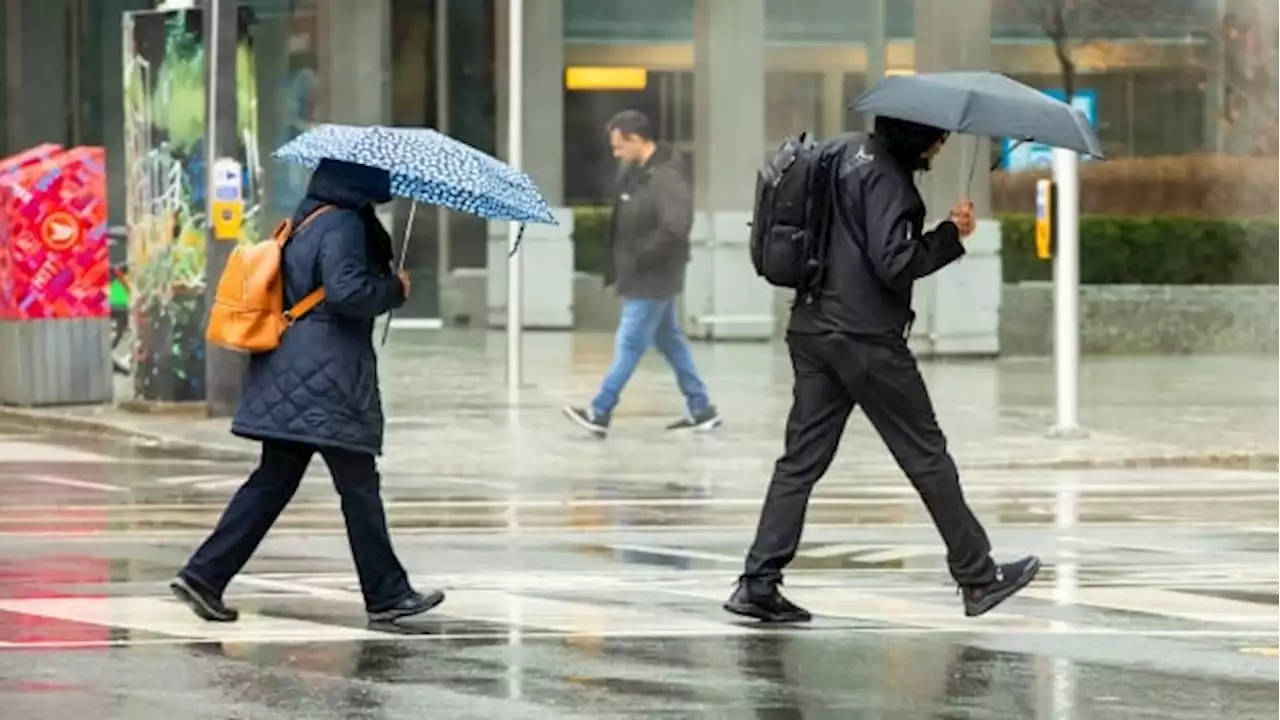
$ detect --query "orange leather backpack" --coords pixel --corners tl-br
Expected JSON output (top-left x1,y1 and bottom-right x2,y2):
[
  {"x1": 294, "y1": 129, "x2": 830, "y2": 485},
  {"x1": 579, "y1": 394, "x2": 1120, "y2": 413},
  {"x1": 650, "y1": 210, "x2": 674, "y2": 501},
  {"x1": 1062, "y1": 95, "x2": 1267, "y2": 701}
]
[{"x1": 205, "y1": 205, "x2": 334, "y2": 354}]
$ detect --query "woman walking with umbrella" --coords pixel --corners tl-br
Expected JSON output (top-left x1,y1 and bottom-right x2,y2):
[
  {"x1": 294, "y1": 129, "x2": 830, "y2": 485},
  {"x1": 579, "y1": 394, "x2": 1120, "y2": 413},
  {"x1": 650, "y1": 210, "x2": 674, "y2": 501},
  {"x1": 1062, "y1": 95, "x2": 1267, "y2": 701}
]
[{"x1": 170, "y1": 158, "x2": 444, "y2": 624}]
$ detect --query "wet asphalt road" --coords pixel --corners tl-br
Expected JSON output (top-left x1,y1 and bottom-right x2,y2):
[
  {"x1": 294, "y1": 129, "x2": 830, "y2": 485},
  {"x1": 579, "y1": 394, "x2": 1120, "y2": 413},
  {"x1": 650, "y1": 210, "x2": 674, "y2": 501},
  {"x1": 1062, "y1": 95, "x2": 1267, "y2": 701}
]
[{"x1": 0, "y1": 424, "x2": 1275, "y2": 719}]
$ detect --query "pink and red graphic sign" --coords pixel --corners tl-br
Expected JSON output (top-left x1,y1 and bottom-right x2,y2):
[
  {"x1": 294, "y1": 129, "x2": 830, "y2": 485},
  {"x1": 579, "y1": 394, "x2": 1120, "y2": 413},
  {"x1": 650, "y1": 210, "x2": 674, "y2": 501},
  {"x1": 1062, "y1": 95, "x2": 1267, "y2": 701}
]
[{"x1": 0, "y1": 145, "x2": 109, "y2": 320}]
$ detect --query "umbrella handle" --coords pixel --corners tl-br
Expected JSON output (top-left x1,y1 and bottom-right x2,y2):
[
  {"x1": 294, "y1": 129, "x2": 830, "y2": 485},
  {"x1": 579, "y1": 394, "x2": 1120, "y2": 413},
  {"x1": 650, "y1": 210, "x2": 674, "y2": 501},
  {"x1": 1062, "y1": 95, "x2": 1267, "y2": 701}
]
[{"x1": 506, "y1": 223, "x2": 526, "y2": 258}]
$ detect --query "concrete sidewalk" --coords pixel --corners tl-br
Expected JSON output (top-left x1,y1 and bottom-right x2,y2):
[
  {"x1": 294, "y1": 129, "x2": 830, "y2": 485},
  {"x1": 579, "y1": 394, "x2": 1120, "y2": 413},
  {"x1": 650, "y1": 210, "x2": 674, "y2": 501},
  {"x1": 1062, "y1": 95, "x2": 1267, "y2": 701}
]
[{"x1": 0, "y1": 330, "x2": 1275, "y2": 478}]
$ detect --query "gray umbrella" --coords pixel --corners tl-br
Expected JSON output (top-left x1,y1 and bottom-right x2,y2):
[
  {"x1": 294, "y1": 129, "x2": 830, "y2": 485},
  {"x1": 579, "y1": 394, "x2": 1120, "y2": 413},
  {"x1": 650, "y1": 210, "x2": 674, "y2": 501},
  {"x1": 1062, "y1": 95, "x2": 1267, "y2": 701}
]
[{"x1": 850, "y1": 71, "x2": 1105, "y2": 158}]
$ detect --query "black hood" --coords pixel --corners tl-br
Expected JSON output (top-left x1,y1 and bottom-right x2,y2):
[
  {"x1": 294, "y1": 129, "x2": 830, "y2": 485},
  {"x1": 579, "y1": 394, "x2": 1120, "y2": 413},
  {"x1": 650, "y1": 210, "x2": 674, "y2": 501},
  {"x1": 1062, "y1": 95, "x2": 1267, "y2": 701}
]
[
  {"x1": 873, "y1": 116, "x2": 948, "y2": 172},
  {"x1": 297, "y1": 158, "x2": 393, "y2": 217},
  {"x1": 293, "y1": 158, "x2": 395, "y2": 267}
]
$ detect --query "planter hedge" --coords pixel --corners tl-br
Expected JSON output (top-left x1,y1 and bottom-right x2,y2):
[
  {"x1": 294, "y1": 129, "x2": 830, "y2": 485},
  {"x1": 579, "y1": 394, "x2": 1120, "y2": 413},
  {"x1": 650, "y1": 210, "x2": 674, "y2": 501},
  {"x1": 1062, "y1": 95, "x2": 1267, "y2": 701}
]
[
  {"x1": 999, "y1": 213, "x2": 1278, "y2": 285},
  {"x1": 572, "y1": 206, "x2": 1278, "y2": 285}
]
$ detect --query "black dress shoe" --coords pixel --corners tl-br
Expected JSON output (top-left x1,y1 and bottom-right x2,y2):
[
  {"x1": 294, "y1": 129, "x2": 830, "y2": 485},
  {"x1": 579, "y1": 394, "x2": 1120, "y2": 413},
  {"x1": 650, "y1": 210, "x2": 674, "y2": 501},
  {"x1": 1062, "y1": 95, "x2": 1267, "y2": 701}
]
[
  {"x1": 961, "y1": 555, "x2": 1041, "y2": 617},
  {"x1": 723, "y1": 577, "x2": 812, "y2": 623},
  {"x1": 367, "y1": 589, "x2": 446, "y2": 624},
  {"x1": 170, "y1": 575, "x2": 239, "y2": 623}
]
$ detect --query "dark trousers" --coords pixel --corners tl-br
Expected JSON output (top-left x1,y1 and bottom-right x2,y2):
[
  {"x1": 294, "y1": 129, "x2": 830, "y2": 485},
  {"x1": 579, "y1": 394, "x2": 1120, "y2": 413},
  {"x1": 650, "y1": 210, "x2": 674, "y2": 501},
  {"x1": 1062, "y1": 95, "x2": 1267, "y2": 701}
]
[
  {"x1": 183, "y1": 439, "x2": 412, "y2": 612},
  {"x1": 744, "y1": 332, "x2": 997, "y2": 586}
]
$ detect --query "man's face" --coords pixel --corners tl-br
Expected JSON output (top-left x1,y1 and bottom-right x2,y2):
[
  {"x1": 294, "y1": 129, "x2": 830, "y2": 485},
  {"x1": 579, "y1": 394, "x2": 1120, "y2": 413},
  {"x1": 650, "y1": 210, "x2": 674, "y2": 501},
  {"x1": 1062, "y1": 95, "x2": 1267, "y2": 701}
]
[{"x1": 609, "y1": 129, "x2": 648, "y2": 164}]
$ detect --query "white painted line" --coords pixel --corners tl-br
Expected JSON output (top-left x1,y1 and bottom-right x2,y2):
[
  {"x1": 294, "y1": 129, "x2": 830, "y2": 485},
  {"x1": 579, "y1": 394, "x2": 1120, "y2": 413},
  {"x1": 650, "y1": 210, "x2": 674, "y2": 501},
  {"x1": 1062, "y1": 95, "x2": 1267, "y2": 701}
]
[
  {"x1": 854, "y1": 546, "x2": 942, "y2": 564},
  {"x1": 0, "y1": 596, "x2": 390, "y2": 642},
  {"x1": 6, "y1": 494, "x2": 1274, "y2": 512},
  {"x1": 798, "y1": 543, "x2": 869, "y2": 559},
  {"x1": 0, "y1": 442, "x2": 111, "y2": 463},
  {"x1": 387, "y1": 317, "x2": 444, "y2": 330},
  {"x1": 1063, "y1": 536, "x2": 1191, "y2": 555},
  {"x1": 235, "y1": 574, "x2": 750, "y2": 637},
  {"x1": 603, "y1": 544, "x2": 742, "y2": 564},
  {"x1": 798, "y1": 544, "x2": 939, "y2": 561},
  {"x1": 0, "y1": 627, "x2": 1274, "y2": 651},
  {"x1": 155, "y1": 474, "x2": 237, "y2": 486},
  {"x1": 1023, "y1": 587, "x2": 1280, "y2": 626},
  {"x1": 3, "y1": 474, "x2": 126, "y2": 493},
  {"x1": 669, "y1": 586, "x2": 1056, "y2": 632}
]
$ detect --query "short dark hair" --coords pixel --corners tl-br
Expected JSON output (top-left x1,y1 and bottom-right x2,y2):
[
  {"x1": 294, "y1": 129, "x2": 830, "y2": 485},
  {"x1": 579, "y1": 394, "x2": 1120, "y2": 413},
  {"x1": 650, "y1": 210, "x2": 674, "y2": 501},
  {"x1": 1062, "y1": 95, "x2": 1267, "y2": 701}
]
[{"x1": 606, "y1": 109, "x2": 655, "y2": 141}]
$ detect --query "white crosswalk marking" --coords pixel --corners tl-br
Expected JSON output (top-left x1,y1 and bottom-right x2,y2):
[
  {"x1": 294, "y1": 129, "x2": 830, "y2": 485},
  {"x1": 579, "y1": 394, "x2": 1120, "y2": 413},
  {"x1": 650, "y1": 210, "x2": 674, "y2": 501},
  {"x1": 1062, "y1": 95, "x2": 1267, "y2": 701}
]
[
  {"x1": 0, "y1": 597, "x2": 388, "y2": 642},
  {"x1": 1023, "y1": 587, "x2": 1280, "y2": 626}
]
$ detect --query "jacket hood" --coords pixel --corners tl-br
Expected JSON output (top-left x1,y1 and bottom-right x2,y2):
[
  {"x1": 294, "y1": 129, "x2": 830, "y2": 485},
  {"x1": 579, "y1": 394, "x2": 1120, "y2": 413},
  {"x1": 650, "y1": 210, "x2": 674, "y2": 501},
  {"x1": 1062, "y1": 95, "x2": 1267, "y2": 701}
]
[
  {"x1": 873, "y1": 116, "x2": 948, "y2": 172},
  {"x1": 291, "y1": 159, "x2": 396, "y2": 267},
  {"x1": 300, "y1": 158, "x2": 393, "y2": 214}
]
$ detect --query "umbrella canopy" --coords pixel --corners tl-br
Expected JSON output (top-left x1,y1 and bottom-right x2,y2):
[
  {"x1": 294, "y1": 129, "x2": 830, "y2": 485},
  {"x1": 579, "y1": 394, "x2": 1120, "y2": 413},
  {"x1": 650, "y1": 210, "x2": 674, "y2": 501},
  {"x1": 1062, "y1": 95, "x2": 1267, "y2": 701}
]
[
  {"x1": 275, "y1": 123, "x2": 557, "y2": 224},
  {"x1": 850, "y1": 72, "x2": 1104, "y2": 158}
]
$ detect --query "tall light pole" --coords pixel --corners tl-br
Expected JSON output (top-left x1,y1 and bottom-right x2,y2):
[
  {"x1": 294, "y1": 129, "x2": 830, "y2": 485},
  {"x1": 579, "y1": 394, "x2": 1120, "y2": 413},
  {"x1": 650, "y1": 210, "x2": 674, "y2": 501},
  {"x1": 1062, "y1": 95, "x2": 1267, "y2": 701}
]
[
  {"x1": 505, "y1": 0, "x2": 524, "y2": 401},
  {"x1": 1050, "y1": 147, "x2": 1082, "y2": 435}
]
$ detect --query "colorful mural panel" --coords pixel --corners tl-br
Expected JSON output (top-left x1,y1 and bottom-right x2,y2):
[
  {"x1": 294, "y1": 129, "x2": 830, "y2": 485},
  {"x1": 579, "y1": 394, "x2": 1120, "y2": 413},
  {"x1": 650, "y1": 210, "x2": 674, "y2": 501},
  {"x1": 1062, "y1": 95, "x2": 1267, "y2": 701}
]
[{"x1": 122, "y1": 7, "x2": 261, "y2": 402}]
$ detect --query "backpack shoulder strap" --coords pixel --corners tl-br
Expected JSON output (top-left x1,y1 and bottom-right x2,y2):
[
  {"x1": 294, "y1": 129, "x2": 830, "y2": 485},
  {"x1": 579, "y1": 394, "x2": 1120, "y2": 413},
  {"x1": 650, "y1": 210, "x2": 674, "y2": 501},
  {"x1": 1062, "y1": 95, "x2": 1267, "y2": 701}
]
[
  {"x1": 280, "y1": 204, "x2": 337, "y2": 323},
  {"x1": 274, "y1": 204, "x2": 337, "y2": 248}
]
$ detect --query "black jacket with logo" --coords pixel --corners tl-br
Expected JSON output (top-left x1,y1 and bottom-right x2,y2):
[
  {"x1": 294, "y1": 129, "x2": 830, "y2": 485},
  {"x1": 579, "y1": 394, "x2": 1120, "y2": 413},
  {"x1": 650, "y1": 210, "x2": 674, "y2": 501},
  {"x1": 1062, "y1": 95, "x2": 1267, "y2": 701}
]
[
  {"x1": 789, "y1": 132, "x2": 965, "y2": 342},
  {"x1": 603, "y1": 144, "x2": 693, "y2": 299}
]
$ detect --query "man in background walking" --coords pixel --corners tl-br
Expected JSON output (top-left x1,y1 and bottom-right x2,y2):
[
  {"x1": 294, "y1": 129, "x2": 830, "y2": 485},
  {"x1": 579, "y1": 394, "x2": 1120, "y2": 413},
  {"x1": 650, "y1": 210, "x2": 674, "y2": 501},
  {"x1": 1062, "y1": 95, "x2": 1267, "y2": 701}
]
[{"x1": 563, "y1": 110, "x2": 720, "y2": 438}]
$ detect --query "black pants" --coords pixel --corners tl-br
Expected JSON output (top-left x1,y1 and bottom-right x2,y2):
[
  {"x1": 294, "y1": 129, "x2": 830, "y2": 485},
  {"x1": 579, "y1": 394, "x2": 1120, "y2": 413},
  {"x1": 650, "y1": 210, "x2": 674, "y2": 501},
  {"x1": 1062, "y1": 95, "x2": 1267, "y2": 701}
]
[
  {"x1": 183, "y1": 439, "x2": 413, "y2": 612},
  {"x1": 744, "y1": 332, "x2": 996, "y2": 586}
]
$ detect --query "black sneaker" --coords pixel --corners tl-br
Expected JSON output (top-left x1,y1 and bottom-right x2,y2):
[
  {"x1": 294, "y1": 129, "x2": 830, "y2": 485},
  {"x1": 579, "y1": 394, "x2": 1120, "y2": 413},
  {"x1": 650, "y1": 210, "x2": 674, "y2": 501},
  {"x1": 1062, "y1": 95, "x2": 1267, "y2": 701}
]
[
  {"x1": 723, "y1": 577, "x2": 812, "y2": 623},
  {"x1": 170, "y1": 574, "x2": 238, "y2": 622},
  {"x1": 667, "y1": 406, "x2": 722, "y2": 432},
  {"x1": 562, "y1": 405, "x2": 609, "y2": 438},
  {"x1": 367, "y1": 589, "x2": 446, "y2": 624},
  {"x1": 960, "y1": 555, "x2": 1041, "y2": 617}
]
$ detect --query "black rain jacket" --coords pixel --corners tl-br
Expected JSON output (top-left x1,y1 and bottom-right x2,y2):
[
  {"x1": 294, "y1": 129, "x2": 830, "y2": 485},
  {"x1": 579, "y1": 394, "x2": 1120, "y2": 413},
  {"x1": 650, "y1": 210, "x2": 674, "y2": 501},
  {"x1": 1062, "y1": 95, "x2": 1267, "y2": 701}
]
[{"x1": 788, "y1": 132, "x2": 965, "y2": 343}]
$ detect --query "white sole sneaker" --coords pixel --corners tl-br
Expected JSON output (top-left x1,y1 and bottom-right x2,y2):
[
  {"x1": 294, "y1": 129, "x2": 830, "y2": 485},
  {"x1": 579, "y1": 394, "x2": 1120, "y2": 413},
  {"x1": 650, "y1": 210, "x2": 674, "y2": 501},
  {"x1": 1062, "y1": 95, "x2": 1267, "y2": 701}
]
[{"x1": 562, "y1": 406, "x2": 608, "y2": 438}]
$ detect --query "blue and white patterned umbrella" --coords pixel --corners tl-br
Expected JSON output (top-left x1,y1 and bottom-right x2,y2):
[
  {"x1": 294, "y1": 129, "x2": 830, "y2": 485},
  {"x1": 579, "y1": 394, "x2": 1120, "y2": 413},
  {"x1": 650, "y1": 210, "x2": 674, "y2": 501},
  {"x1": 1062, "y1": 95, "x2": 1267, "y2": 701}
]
[{"x1": 274, "y1": 123, "x2": 557, "y2": 224}]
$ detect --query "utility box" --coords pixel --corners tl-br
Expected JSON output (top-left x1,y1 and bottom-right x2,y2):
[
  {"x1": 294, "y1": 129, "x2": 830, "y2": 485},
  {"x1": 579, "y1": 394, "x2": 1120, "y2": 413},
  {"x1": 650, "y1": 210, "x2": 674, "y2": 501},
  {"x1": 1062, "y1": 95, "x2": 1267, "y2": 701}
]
[{"x1": 0, "y1": 145, "x2": 112, "y2": 406}]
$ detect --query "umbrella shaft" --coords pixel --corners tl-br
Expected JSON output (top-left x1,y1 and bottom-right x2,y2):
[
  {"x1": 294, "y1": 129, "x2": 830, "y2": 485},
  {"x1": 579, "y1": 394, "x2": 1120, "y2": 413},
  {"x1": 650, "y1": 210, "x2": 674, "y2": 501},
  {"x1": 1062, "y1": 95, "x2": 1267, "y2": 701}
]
[{"x1": 397, "y1": 202, "x2": 418, "y2": 273}]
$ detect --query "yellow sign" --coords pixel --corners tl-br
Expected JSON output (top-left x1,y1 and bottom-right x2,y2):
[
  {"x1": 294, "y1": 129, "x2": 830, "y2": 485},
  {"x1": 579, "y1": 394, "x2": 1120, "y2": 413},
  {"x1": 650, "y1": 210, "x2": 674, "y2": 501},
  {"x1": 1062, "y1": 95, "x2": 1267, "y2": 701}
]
[
  {"x1": 211, "y1": 200, "x2": 244, "y2": 241},
  {"x1": 1034, "y1": 178, "x2": 1054, "y2": 260},
  {"x1": 565, "y1": 66, "x2": 648, "y2": 91}
]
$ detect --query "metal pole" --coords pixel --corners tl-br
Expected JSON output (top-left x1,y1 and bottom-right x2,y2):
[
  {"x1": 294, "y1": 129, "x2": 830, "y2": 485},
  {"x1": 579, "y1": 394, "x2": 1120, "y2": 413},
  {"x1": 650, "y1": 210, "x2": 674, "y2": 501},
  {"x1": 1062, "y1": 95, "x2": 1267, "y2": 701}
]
[
  {"x1": 204, "y1": 0, "x2": 243, "y2": 417},
  {"x1": 435, "y1": 0, "x2": 451, "y2": 302},
  {"x1": 505, "y1": 0, "x2": 523, "y2": 399},
  {"x1": 1051, "y1": 147, "x2": 1080, "y2": 434}
]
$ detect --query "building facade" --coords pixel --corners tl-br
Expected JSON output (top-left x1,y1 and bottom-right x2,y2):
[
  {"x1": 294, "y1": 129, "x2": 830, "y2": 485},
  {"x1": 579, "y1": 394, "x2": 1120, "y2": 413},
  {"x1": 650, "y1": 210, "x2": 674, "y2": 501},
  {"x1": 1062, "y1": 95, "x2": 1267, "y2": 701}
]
[{"x1": 1, "y1": 0, "x2": 1220, "y2": 327}]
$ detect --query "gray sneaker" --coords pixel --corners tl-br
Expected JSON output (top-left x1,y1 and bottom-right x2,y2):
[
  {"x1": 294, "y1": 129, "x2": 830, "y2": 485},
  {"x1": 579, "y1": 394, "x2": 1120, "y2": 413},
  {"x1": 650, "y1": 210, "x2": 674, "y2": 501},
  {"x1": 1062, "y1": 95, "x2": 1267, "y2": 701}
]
[
  {"x1": 666, "y1": 406, "x2": 722, "y2": 432},
  {"x1": 562, "y1": 405, "x2": 609, "y2": 438}
]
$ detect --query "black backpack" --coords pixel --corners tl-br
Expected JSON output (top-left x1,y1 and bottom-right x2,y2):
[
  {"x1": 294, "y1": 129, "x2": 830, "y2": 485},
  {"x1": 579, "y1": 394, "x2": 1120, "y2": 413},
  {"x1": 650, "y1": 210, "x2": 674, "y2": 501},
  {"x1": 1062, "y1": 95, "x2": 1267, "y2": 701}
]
[{"x1": 748, "y1": 133, "x2": 835, "y2": 296}]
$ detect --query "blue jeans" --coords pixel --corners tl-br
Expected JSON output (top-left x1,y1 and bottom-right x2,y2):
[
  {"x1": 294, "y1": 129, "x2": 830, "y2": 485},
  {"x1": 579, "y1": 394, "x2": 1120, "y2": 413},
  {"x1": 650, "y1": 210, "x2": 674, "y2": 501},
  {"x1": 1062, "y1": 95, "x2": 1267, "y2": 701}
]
[{"x1": 591, "y1": 297, "x2": 711, "y2": 420}]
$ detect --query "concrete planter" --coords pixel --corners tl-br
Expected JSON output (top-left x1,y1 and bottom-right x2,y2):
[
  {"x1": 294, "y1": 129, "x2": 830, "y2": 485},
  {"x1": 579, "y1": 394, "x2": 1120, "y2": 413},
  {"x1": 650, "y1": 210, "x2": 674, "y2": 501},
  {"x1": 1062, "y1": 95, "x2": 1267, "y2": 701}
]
[{"x1": 0, "y1": 318, "x2": 112, "y2": 406}]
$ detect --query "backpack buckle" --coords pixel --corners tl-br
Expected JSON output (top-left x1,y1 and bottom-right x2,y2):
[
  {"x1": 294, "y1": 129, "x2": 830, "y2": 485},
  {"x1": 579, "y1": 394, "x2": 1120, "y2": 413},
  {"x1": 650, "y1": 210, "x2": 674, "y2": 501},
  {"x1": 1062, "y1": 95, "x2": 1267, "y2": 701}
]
[{"x1": 282, "y1": 310, "x2": 297, "y2": 326}]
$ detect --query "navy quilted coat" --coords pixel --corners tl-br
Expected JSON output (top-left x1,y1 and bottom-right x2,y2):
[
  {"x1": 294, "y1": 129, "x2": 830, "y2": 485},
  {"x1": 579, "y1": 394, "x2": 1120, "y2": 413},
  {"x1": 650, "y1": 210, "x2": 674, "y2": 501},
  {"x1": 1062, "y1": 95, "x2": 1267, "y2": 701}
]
[{"x1": 231, "y1": 159, "x2": 405, "y2": 456}]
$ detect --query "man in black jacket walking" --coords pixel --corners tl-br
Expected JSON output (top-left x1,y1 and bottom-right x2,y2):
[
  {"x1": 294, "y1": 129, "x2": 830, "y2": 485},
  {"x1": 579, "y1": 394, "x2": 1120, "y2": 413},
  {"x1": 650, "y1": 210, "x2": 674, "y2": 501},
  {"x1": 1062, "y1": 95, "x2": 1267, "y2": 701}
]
[
  {"x1": 726, "y1": 117, "x2": 1040, "y2": 622},
  {"x1": 563, "y1": 110, "x2": 720, "y2": 437}
]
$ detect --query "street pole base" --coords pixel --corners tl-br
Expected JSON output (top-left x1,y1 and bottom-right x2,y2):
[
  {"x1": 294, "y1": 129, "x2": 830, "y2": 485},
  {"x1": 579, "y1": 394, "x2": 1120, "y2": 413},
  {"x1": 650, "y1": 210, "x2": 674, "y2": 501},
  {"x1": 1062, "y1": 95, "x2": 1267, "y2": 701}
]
[{"x1": 1046, "y1": 424, "x2": 1089, "y2": 439}]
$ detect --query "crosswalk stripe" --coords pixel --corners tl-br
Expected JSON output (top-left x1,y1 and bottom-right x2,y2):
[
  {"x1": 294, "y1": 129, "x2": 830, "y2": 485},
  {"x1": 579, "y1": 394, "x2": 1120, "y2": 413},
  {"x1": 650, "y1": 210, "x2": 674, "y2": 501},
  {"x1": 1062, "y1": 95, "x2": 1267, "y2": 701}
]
[
  {"x1": 1022, "y1": 587, "x2": 1280, "y2": 626},
  {"x1": 0, "y1": 597, "x2": 389, "y2": 642},
  {"x1": 232, "y1": 574, "x2": 751, "y2": 637},
  {"x1": 669, "y1": 585, "x2": 1050, "y2": 631}
]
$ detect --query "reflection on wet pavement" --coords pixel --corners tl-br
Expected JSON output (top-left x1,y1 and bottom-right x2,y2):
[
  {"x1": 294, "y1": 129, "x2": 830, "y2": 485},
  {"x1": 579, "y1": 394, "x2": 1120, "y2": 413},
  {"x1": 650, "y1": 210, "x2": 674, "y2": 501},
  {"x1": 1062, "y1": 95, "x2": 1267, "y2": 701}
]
[{"x1": 0, "y1": 427, "x2": 1275, "y2": 718}]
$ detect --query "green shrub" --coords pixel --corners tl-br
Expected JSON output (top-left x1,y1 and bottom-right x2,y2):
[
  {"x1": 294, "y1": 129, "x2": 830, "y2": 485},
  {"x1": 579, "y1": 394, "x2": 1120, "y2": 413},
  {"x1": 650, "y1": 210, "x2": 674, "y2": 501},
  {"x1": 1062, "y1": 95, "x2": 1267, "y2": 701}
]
[
  {"x1": 573, "y1": 206, "x2": 611, "y2": 274},
  {"x1": 1000, "y1": 213, "x2": 1278, "y2": 285},
  {"x1": 573, "y1": 206, "x2": 1278, "y2": 285}
]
